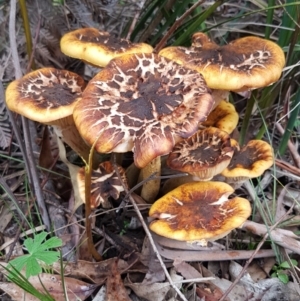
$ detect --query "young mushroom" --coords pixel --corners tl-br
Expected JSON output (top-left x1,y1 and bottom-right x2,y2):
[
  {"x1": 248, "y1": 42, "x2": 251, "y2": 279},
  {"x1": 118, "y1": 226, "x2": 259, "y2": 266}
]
[
  {"x1": 73, "y1": 53, "x2": 214, "y2": 202},
  {"x1": 60, "y1": 28, "x2": 153, "y2": 68},
  {"x1": 5, "y1": 68, "x2": 92, "y2": 161},
  {"x1": 149, "y1": 181, "x2": 251, "y2": 244},
  {"x1": 221, "y1": 139, "x2": 274, "y2": 185},
  {"x1": 159, "y1": 32, "x2": 285, "y2": 92},
  {"x1": 167, "y1": 127, "x2": 234, "y2": 181},
  {"x1": 77, "y1": 161, "x2": 127, "y2": 209},
  {"x1": 201, "y1": 100, "x2": 239, "y2": 134}
]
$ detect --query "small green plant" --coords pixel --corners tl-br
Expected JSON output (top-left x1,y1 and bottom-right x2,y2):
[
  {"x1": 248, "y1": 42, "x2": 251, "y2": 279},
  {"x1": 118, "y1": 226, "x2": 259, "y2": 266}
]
[
  {"x1": 2, "y1": 264, "x2": 55, "y2": 301},
  {"x1": 8, "y1": 231, "x2": 62, "y2": 279},
  {"x1": 52, "y1": 0, "x2": 64, "y2": 5},
  {"x1": 120, "y1": 220, "x2": 130, "y2": 236},
  {"x1": 271, "y1": 259, "x2": 298, "y2": 284}
]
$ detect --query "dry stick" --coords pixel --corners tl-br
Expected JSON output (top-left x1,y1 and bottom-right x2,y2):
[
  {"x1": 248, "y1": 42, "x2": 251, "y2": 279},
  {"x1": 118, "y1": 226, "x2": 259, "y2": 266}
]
[
  {"x1": 155, "y1": 243, "x2": 288, "y2": 262},
  {"x1": 126, "y1": 0, "x2": 147, "y2": 40},
  {"x1": 154, "y1": 0, "x2": 205, "y2": 53},
  {"x1": 275, "y1": 159, "x2": 300, "y2": 177},
  {"x1": 219, "y1": 206, "x2": 294, "y2": 301},
  {"x1": 8, "y1": 0, "x2": 51, "y2": 230},
  {"x1": 112, "y1": 155, "x2": 188, "y2": 301},
  {"x1": 275, "y1": 122, "x2": 300, "y2": 168}
]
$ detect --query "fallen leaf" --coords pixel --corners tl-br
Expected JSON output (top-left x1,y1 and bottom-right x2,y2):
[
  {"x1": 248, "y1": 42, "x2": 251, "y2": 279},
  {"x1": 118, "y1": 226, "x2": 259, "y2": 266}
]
[
  {"x1": 196, "y1": 285, "x2": 225, "y2": 301},
  {"x1": 247, "y1": 258, "x2": 275, "y2": 282},
  {"x1": 52, "y1": 254, "x2": 138, "y2": 283},
  {"x1": 173, "y1": 259, "x2": 203, "y2": 280},
  {"x1": 0, "y1": 282, "x2": 40, "y2": 301},
  {"x1": 106, "y1": 259, "x2": 131, "y2": 301},
  {"x1": 125, "y1": 268, "x2": 182, "y2": 301},
  {"x1": 0, "y1": 273, "x2": 96, "y2": 301},
  {"x1": 141, "y1": 237, "x2": 165, "y2": 284}
]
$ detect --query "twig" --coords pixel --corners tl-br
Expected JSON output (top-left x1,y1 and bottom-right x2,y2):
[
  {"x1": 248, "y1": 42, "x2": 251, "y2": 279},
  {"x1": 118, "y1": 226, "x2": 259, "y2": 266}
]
[
  {"x1": 112, "y1": 154, "x2": 188, "y2": 301},
  {"x1": 9, "y1": 0, "x2": 51, "y2": 229},
  {"x1": 154, "y1": 0, "x2": 205, "y2": 53},
  {"x1": 155, "y1": 242, "x2": 288, "y2": 262},
  {"x1": 126, "y1": 0, "x2": 147, "y2": 40},
  {"x1": 275, "y1": 159, "x2": 300, "y2": 177}
]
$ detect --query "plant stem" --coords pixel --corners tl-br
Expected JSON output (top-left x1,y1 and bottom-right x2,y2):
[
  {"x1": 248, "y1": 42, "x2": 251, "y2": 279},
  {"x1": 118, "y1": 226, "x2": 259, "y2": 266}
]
[{"x1": 85, "y1": 147, "x2": 102, "y2": 261}]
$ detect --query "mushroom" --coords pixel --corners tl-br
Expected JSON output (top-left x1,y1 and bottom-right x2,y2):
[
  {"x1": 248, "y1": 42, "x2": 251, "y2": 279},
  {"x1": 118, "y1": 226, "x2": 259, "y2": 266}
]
[
  {"x1": 167, "y1": 127, "x2": 234, "y2": 181},
  {"x1": 73, "y1": 53, "x2": 214, "y2": 201},
  {"x1": 77, "y1": 161, "x2": 127, "y2": 209},
  {"x1": 149, "y1": 181, "x2": 251, "y2": 243},
  {"x1": 73, "y1": 53, "x2": 214, "y2": 167},
  {"x1": 5, "y1": 68, "x2": 92, "y2": 161},
  {"x1": 159, "y1": 32, "x2": 285, "y2": 92},
  {"x1": 221, "y1": 139, "x2": 274, "y2": 185},
  {"x1": 201, "y1": 99, "x2": 239, "y2": 134},
  {"x1": 60, "y1": 28, "x2": 153, "y2": 68}
]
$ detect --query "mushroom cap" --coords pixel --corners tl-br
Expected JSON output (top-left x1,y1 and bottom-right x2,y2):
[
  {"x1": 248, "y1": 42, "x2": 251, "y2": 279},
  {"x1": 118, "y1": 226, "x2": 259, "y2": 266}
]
[
  {"x1": 149, "y1": 181, "x2": 251, "y2": 241},
  {"x1": 167, "y1": 127, "x2": 234, "y2": 180},
  {"x1": 222, "y1": 140, "x2": 274, "y2": 181},
  {"x1": 73, "y1": 53, "x2": 214, "y2": 168},
  {"x1": 159, "y1": 33, "x2": 285, "y2": 91},
  {"x1": 77, "y1": 161, "x2": 127, "y2": 208},
  {"x1": 5, "y1": 68, "x2": 85, "y2": 123},
  {"x1": 60, "y1": 28, "x2": 153, "y2": 67},
  {"x1": 202, "y1": 100, "x2": 239, "y2": 134}
]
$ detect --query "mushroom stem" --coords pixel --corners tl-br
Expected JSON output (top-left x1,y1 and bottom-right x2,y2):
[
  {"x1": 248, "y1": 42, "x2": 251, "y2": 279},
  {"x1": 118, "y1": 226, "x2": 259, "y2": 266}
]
[
  {"x1": 161, "y1": 174, "x2": 194, "y2": 195},
  {"x1": 140, "y1": 156, "x2": 161, "y2": 203},
  {"x1": 50, "y1": 115, "x2": 92, "y2": 163}
]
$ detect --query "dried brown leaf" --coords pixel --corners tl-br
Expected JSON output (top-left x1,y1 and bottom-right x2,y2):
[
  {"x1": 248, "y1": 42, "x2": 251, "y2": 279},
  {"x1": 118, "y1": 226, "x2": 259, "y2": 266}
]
[
  {"x1": 0, "y1": 282, "x2": 39, "y2": 301},
  {"x1": 173, "y1": 259, "x2": 203, "y2": 280},
  {"x1": 125, "y1": 269, "x2": 183, "y2": 301},
  {"x1": 141, "y1": 237, "x2": 165, "y2": 284},
  {"x1": 0, "y1": 273, "x2": 96, "y2": 301},
  {"x1": 106, "y1": 259, "x2": 131, "y2": 301},
  {"x1": 52, "y1": 256, "x2": 138, "y2": 284}
]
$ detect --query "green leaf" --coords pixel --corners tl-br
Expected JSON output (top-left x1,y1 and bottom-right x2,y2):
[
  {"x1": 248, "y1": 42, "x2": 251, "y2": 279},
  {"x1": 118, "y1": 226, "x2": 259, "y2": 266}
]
[
  {"x1": 290, "y1": 259, "x2": 298, "y2": 266},
  {"x1": 35, "y1": 251, "x2": 60, "y2": 264},
  {"x1": 279, "y1": 261, "x2": 292, "y2": 269},
  {"x1": 271, "y1": 272, "x2": 277, "y2": 278},
  {"x1": 277, "y1": 273, "x2": 289, "y2": 284},
  {"x1": 280, "y1": 259, "x2": 298, "y2": 269},
  {"x1": 25, "y1": 258, "x2": 42, "y2": 278},
  {"x1": 39, "y1": 236, "x2": 62, "y2": 250},
  {"x1": 9, "y1": 255, "x2": 31, "y2": 273},
  {"x1": 8, "y1": 232, "x2": 62, "y2": 278}
]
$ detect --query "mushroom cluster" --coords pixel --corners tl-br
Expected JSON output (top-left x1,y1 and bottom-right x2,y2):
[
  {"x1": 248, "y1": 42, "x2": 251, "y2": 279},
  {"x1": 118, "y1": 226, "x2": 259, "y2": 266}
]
[{"x1": 5, "y1": 29, "x2": 284, "y2": 243}]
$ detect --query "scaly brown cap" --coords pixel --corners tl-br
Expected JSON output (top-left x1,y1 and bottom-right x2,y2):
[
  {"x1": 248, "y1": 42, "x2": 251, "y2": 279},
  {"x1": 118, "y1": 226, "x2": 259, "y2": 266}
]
[
  {"x1": 149, "y1": 181, "x2": 251, "y2": 241},
  {"x1": 5, "y1": 68, "x2": 85, "y2": 123},
  {"x1": 222, "y1": 139, "x2": 274, "y2": 182},
  {"x1": 159, "y1": 33, "x2": 285, "y2": 91},
  {"x1": 77, "y1": 161, "x2": 127, "y2": 208},
  {"x1": 60, "y1": 28, "x2": 153, "y2": 67},
  {"x1": 167, "y1": 127, "x2": 234, "y2": 180},
  {"x1": 73, "y1": 53, "x2": 214, "y2": 168}
]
